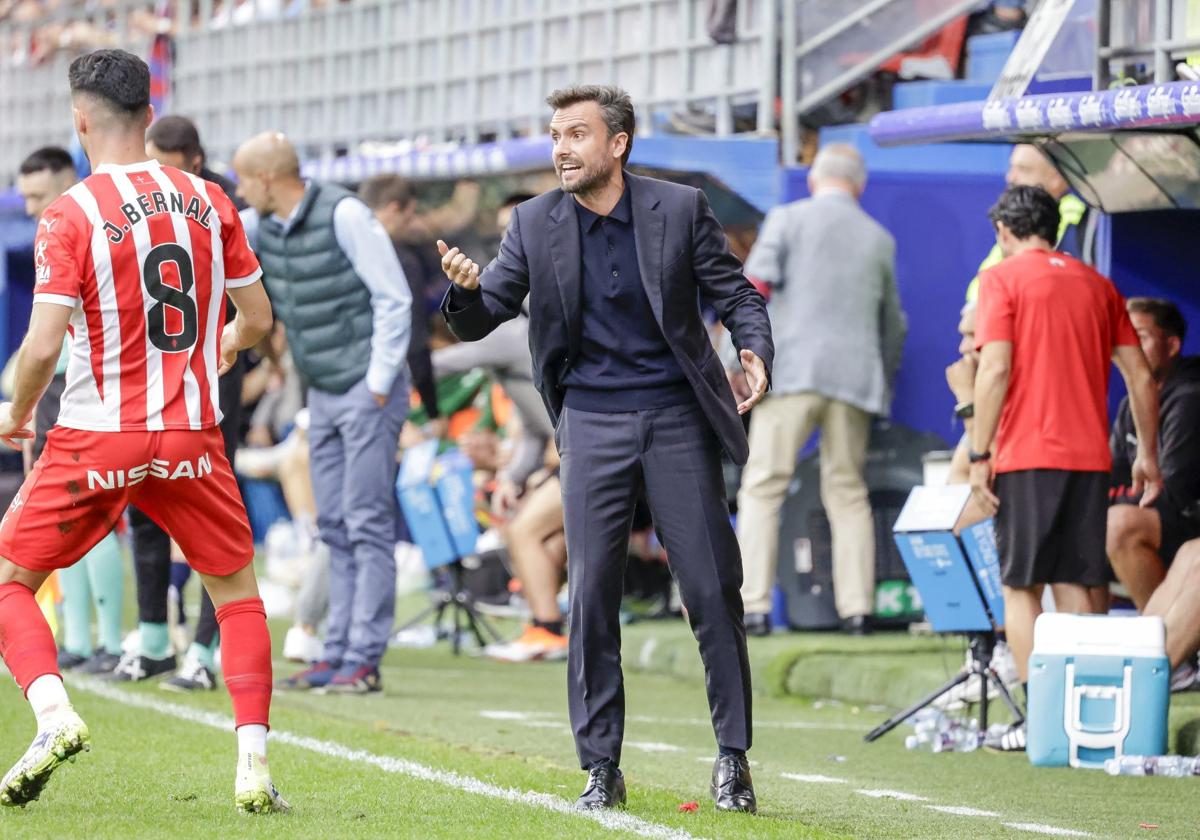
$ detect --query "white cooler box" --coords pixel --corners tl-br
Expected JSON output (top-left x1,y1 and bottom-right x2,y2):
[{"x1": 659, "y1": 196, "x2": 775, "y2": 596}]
[{"x1": 1027, "y1": 614, "x2": 1169, "y2": 769}]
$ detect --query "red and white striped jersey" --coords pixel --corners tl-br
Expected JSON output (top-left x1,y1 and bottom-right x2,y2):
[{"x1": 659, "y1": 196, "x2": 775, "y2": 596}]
[{"x1": 32, "y1": 160, "x2": 261, "y2": 432}]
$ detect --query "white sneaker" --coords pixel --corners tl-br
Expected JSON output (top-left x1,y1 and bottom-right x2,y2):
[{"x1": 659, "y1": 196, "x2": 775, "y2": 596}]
[
  {"x1": 1, "y1": 708, "x2": 91, "y2": 807},
  {"x1": 282, "y1": 626, "x2": 323, "y2": 664},
  {"x1": 484, "y1": 625, "x2": 568, "y2": 663},
  {"x1": 933, "y1": 641, "x2": 1019, "y2": 711},
  {"x1": 992, "y1": 640, "x2": 1020, "y2": 688},
  {"x1": 983, "y1": 721, "x2": 1027, "y2": 753},
  {"x1": 234, "y1": 753, "x2": 290, "y2": 814}
]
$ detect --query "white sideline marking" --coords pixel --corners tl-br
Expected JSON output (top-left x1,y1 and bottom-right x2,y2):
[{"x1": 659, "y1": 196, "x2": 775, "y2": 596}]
[
  {"x1": 693, "y1": 757, "x2": 759, "y2": 768},
  {"x1": 71, "y1": 679, "x2": 704, "y2": 840},
  {"x1": 780, "y1": 773, "x2": 846, "y2": 784},
  {"x1": 479, "y1": 709, "x2": 863, "y2": 733},
  {"x1": 480, "y1": 710, "x2": 531, "y2": 721},
  {"x1": 926, "y1": 805, "x2": 999, "y2": 817},
  {"x1": 1003, "y1": 823, "x2": 1092, "y2": 837},
  {"x1": 626, "y1": 742, "x2": 685, "y2": 753},
  {"x1": 856, "y1": 789, "x2": 930, "y2": 802}
]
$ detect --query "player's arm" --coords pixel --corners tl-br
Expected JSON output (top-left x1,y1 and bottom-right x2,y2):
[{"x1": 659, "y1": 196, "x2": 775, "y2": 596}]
[
  {"x1": 220, "y1": 280, "x2": 274, "y2": 375},
  {"x1": 218, "y1": 193, "x2": 273, "y2": 375},
  {"x1": 968, "y1": 339, "x2": 1011, "y2": 515},
  {"x1": 1113, "y1": 343, "x2": 1162, "y2": 505},
  {"x1": 0, "y1": 303, "x2": 72, "y2": 449}
]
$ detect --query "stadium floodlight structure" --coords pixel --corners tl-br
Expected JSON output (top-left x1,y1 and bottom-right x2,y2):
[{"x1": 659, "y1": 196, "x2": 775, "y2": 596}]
[{"x1": 865, "y1": 485, "x2": 1024, "y2": 743}]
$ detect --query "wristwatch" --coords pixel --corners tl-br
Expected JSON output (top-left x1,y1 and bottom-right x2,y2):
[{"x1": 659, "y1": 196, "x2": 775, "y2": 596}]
[
  {"x1": 954, "y1": 401, "x2": 974, "y2": 420},
  {"x1": 968, "y1": 450, "x2": 991, "y2": 464}
]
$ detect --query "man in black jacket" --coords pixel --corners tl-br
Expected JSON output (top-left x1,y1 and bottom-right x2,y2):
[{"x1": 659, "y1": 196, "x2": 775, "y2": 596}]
[
  {"x1": 438, "y1": 85, "x2": 772, "y2": 814},
  {"x1": 1108, "y1": 298, "x2": 1200, "y2": 609}
]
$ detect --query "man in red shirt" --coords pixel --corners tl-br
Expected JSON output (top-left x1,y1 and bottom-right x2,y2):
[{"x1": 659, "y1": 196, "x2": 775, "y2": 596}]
[
  {"x1": 969, "y1": 185, "x2": 1161, "y2": 752},
  {"x1": 0, "y1": 50, "x2": 286, "y2": 812}
]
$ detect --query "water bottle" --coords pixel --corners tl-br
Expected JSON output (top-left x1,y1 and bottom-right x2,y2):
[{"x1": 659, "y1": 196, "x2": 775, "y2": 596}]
[
  {"x1": 906, "y1": 712, "x2": 981, "y2": 753},
  {"x1": 1104, "y1": 755, "x2": 1200, "y2": 777},
  {"x1": 904, "y1": 709, "x2": 946, "y2": 750},
  {"x1": 932, "y1": 720, "x2": 982, "y2": 754}
]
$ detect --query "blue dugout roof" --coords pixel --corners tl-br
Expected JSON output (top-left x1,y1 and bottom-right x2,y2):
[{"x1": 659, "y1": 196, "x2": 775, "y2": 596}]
[{"x1": 869, "y1": 80, "x2": 1200, "y2": 147}]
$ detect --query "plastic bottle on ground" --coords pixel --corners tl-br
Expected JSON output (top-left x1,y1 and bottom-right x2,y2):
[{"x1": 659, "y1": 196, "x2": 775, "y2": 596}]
[{"x1": 1104, "y1": 755, "x2": 1200, "y2": 777}]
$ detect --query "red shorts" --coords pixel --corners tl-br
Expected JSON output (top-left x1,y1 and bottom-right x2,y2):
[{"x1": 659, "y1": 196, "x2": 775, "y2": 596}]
[{"x1": 0, "y1": 426, "x2": 253, "y2": 577}]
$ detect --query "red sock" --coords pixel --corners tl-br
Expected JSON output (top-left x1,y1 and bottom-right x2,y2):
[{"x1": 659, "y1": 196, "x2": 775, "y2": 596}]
[
  {"x1": 215, "y1": 597, "x2": 272, "y2": 729},
  {"x1": 0, "y1": 581, "x2": 60, "y2": 696}
]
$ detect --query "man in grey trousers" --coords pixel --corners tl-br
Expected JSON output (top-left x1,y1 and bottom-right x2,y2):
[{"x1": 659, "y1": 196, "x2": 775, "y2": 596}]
[
  {"x1": 234, "y1": 132, "x2": 412, "y2": 694},
  {"x1": 734, "y1": 143, "x2": 906, "y2": 637},
  {"x1": 438, "y1": 85, "x2": 772, "y2": 814}
]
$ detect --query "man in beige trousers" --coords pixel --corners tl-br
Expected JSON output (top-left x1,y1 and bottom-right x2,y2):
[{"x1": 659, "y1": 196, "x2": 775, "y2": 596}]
[{"x1": 733, "y1": 144, "x2": 906, "y2": 635}]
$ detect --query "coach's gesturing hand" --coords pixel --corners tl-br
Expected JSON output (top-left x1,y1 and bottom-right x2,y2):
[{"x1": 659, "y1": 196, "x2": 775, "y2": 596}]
[
  {"x1": 736, "y1": 350, "x2": 768, "y2": 415},
  {"x1": 0, "y1": 403, "x2": 33, "y2": 451},
  {"x1": 437, "y1": 240, "x2": 481, "y2": 290}
]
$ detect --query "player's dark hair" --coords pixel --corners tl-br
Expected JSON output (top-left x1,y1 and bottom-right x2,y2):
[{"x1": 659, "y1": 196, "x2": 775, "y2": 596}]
[
  {"x1": 68, "y1": 49, "x2": 151, "y2": 117},
  {"x1": 146, "y1": 115, "x2": 203, "y2": 160},
  {"x1": 358, "y1": 174, "x2": 416, "y2": 211},
  {"x1": 19, "y1": 146, "x2": 75, "y2": 176},
  {"x1": 500, "y1": 192, "x2": 537, "y2": 209},
  {"x1": 545, "y1": 85, "x2": 635, "y2": 166},
  {"x1": 1128, "y1": 297, "x2": 1188, "y2": 344},
  {"x1": 988, "y1": 185, "x2": 1060, "y2": 246}
]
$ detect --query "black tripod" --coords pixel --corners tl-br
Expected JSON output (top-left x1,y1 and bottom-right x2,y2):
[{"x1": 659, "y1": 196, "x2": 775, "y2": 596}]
[
  {"x1": 864, "y1": 631, "x2": 1025, "y2": 742},
  {"x1": 392, "y1": 560, "x2": 504, "y2": 655}
]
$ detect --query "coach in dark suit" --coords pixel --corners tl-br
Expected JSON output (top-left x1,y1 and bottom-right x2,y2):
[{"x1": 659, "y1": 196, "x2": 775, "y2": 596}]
[{"x1": 438, "y1": 85, "x2": 772, "y2": 814}]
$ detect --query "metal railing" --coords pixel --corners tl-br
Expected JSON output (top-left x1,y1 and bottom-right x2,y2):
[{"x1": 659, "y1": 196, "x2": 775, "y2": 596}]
[
  {"x1": 1, "y1": 0, "x2": 1025, "y2": 184},
  {"x1": 1096, "y1": 0, "x2": 1200, "y2": 87},
  {"x1": 778, "y1": 0, "x2": 982, "y2": 163}
]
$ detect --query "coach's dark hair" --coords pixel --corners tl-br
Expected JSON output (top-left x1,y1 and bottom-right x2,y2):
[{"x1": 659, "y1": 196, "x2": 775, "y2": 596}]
[
  {"x1": 358, "y1": 173, "x2": 416, "y2": 211},
  {"x1": 68, "y1": 49, "x2": 151, "y2": 117},
  {"x1": 1128, "y1": 297, "x2": 1188, "y2": 344},
  {"x1": 146, "y1": 115, "x2": 203, "y2": 160},
  {"x1": 545, "y1": 85, "x2": 635, "y2": 166},
  {"x1": 19, "y1": 146, "x2": 75, "y2": 176},
  {"x1": 988, "y1": 185, "x2": 1060, "y2": 246}
]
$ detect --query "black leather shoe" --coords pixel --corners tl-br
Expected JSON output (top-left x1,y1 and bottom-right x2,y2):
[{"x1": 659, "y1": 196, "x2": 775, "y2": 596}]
[
  {"x1": 841, "y1": 614, "x2": 871, "y2": 636},
  {"x1": 711, "y1": 754, "x2": 757, "y2": 813},
  {"x1": 576, "y1": 762, "x2": 626, "y2": 810},
  {"x1": 745, "y1": 612, "x2": 772, "y2": 638}
]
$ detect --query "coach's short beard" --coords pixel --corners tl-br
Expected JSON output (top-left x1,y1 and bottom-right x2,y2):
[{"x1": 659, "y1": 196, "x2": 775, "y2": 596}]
[{"x1": 560, "y1": 160, "x2": 615, "y2": 197}]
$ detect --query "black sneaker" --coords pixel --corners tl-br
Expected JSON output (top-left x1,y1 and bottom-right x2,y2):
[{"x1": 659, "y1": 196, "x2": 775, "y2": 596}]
[
  {"x1": 79, "y1": 650, "x2": 122, "y2": 676},
  {"x1": 160, "y1": 653, "x2": 217, "y2": 692},
  {"x1": 107, "y1": 651, "x2": 176, "y2": 682},
  {"x1": 57, "y1": 650, "x2": 89, "y2": 671}
]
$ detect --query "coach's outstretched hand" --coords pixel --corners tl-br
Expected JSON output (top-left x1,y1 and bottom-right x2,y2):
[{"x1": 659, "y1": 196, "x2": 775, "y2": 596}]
[
  {"x1": 0, "y1": 403, "x2": 34, "y2": 451},
  {"x1": 437, "y1": 240, "x2": 481, "y2": 291}
]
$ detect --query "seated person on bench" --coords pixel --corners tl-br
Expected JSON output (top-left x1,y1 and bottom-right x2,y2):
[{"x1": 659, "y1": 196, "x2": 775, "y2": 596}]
[{"x1": 1107, "y1": 299, "x2": 1200, "y2": 610}]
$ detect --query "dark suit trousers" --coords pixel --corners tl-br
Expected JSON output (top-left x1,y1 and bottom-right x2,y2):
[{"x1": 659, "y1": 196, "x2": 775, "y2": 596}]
[{"x1": 558, "y1": 402, "x2": 753, "y2": 768}]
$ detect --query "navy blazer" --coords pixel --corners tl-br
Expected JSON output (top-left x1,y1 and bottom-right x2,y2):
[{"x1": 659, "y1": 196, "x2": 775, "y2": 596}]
[{"x1": 441, "y1": 171, "x2": 774, "y2": 466}]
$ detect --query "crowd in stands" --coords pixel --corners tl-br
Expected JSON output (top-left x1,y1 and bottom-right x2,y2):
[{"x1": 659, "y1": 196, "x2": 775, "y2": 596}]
[{"x1": 0, "y1": 0, "x2": 348, "y2": 67}]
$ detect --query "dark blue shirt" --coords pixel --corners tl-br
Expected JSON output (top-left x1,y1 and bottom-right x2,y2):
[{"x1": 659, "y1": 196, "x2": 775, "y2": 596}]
[{"x1": 562, "y1": 187, "x2": 691, "y2": 412}]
